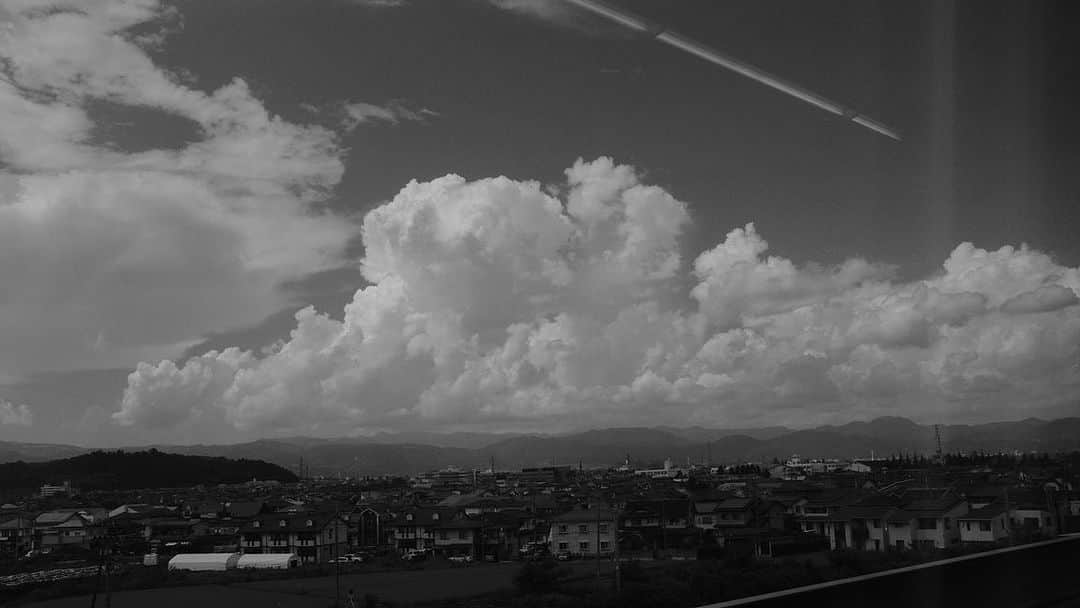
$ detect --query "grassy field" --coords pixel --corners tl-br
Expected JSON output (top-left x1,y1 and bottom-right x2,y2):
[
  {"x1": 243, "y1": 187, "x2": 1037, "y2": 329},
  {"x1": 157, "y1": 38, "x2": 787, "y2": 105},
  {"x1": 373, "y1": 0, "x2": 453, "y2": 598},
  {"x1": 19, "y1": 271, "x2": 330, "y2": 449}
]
[
  {"x1": 21, "y1": 561, "x2": 527, "y2": 607},
  {"x1": 21, "y1": 584, "x2": 332, "y2": 608},
  {"x1": 18, "y1": 558, "x2": 646, "y2": 607}
]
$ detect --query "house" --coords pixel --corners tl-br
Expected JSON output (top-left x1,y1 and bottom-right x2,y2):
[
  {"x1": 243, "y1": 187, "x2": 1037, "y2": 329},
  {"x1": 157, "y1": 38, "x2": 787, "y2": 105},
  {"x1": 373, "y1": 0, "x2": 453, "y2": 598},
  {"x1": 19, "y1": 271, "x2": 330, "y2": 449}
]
[
  {"x1": 223, "y1": 501, "x2": 265, "y2": 520},
  {"x1": 142, "y1": 518, "x2": 198, "y2": 546},
  {"x1": 34, "y1": 509, "x2": 105, "y2": 550},
  {"x1": 40, "y1": 481, "x2": 73, "y2": 498},
  {"x1": 957, "y1": 503, "x2": 1010, "y2": 544},
  {"x1": 1010, "y1": 495, "x2": 1057, "y2": 538},
  {"x1": 239, "y1": 513, "x2": 348, "y2": 564},
  {"x1": 886, "y1": 510, "x2": 916, "y2": 550},
  {"x1": 622, "y1": 498, "x2": 695, "y2": 551},
  {"x1": 388, "y1": 508, "x2": 453, "y2": 554},
  {"x1": 0, "y1": 516, "x2": 34, "y2": 555},
  {"x1": 832, "y1": 503, "x2": 900, "y2": 551},
  {"x1": 905, "y1": 494, "x2": 968, "y2": 550},
  {"x1": 478, "y1": 510, "x2": 529, "y2": 560},
  {"x1": 547, "y1": 507, "x2": 616, "y2": 557},
  {"x1": 433, "y1": 518, "x2": 482, "y2": 559}
]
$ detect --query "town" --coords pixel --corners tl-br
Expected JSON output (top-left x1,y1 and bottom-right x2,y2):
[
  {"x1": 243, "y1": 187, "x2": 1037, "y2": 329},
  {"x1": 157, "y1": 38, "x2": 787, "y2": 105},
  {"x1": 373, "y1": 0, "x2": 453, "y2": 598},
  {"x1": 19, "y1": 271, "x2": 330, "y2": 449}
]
[{"x1": 2, "y1": 448, "x2": 1079, "y2": 605}]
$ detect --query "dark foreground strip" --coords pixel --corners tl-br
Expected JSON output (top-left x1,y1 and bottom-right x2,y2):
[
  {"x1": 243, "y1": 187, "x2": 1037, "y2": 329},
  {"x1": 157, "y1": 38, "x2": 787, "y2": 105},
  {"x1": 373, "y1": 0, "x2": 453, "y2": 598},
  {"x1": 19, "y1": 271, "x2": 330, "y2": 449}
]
[{"x1": 699, "y1": 534, "x2": 1080, "y2": 608}]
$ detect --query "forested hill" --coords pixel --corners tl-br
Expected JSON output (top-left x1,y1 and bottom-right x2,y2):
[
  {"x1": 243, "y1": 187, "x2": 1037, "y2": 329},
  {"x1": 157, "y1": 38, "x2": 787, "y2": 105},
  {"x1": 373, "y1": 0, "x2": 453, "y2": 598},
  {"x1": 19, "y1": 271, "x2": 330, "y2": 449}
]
[{"x1": 0, "y1": 449, "x2": 298, "y2": 491}]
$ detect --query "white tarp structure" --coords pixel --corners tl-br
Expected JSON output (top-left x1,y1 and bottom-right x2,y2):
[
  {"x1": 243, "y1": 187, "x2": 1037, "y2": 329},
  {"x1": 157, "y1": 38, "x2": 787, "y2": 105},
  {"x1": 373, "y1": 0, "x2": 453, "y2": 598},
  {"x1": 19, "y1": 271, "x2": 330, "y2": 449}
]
[
  {"x1": 236, "y1": 553, "x2": 300, "y2": 569},
  {"x1": 167, "y1": 553, "x2": 240, "y2": 571}
]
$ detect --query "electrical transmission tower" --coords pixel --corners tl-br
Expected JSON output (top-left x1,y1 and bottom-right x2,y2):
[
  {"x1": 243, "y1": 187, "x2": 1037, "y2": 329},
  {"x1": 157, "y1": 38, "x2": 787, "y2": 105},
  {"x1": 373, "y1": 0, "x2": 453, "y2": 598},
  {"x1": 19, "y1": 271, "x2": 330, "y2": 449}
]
[{"x1": 934, "y1": 424, "x2": 944, "y2": 466}]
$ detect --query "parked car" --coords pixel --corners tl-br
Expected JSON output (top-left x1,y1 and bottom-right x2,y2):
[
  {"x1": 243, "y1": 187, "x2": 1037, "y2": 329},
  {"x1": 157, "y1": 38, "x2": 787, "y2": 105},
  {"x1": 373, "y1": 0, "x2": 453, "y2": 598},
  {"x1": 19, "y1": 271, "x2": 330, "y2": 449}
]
[
  {"x1": 403, "y1": 549, "x2": 429, "y2": 562},
  {"x1": 448, "y1": 555, "x2": 473, "y2": 564},
  {"x1": 555, "y1": 551, "x2": 572, "y2": 561},
  {"x1": 342, "y1": 554, "x2": 366, "y2": 563}
]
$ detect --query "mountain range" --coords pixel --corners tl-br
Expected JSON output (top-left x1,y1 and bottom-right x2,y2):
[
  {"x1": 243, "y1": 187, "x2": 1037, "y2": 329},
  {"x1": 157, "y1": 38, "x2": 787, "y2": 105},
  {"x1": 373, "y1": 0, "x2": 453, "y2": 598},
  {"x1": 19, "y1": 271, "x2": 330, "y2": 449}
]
[{"x1": 1, "y1": 416, "x2": 1078, "y2": 477}]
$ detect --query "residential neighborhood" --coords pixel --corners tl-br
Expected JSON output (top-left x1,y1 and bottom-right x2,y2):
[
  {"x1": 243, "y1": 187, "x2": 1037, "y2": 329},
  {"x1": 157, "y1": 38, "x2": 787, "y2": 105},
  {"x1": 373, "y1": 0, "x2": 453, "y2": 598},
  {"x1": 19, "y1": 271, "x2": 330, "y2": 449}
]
[{"x1": 1, "y1": 450, "x2": 1077, "y2": 579}]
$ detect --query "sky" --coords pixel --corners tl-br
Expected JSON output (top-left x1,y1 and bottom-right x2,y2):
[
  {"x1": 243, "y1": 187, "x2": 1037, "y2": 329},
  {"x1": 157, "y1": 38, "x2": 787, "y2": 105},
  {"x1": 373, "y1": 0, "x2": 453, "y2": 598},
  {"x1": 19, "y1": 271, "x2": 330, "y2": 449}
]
[{"x1": 0, "y1": 0, "x2": 1078, "y2": 446}]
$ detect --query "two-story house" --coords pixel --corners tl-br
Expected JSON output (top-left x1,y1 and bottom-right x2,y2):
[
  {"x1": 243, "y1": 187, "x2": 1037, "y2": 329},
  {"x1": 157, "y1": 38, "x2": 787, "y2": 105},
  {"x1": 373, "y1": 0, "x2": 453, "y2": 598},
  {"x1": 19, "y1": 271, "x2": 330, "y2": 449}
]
[
  {"x1": 433, "y1": 518, "x2": 482, "y2": 559},
  {"x1": 239, "y1": 513, "x2": 348, "y2": 564},
  {"x1": 547, "y1": 507, "x2": 616, "y2": 558},
  {"x1": 906, "y1": 494, "x2": 968, "y2": 550},
  {"x1": 622, "y1": 498, "x2": 694, "y2": 551},
  {"x1": 389, "y1": 508, "x2": 453, "y2": 554},
  {"x1": 838, "y1": 504, "x2": 897, "y2": 552},
  {"x1": 0, "y1": 516, "x2": 34, "y2": 556},
  {"x1": 957, "y1": 503, "x2": 1010, "y2": 544}
]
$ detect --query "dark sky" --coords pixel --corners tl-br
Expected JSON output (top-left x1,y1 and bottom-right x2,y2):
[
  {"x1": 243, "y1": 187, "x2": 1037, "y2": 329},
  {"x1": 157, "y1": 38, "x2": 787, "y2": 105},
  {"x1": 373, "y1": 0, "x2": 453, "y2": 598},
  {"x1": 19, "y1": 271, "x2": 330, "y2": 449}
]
[{"x1": 159, "y1": 0, "x2": 1078, "y2": 282}]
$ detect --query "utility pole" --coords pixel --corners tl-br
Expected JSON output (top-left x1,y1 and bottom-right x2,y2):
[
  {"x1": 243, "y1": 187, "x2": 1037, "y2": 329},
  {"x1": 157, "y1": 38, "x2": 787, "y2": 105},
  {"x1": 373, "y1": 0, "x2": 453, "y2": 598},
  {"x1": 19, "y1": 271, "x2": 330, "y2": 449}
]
[
  {"x1": 614, "y1": 506, "x2": 621, "y2": 595},
  {"x1": 89, "y1": 536, "x2": 104, "y2": 608},
  {"x1": 595, "y1": 504, "x2": 601, "y2": 589},
  {"x1": 104, "y1": 516, "x2": 113, "y2": 608},
  {"x1": 660, "y1": 500, "x2": 666, "y2": 557},
  {"x1": 335, "y1": 510, "x2": 341, "y2": 608},
  {"x1": 1004, "y1": 486, "x2": 1012, "y2": 543}
]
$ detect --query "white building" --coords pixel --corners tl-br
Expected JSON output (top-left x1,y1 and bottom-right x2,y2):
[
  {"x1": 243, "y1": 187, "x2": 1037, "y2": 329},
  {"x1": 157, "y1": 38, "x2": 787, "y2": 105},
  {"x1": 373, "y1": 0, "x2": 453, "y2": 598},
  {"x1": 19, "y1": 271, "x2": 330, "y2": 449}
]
[
  {"x1": 236, "y1": 553, "x2": 300, "y2": 569},
  {"x1": 168, "y1": 553, "x2": 240, "y2": 571},
  {"x1": 547, "y1": 507, "x2": 616, "y2": 557}
]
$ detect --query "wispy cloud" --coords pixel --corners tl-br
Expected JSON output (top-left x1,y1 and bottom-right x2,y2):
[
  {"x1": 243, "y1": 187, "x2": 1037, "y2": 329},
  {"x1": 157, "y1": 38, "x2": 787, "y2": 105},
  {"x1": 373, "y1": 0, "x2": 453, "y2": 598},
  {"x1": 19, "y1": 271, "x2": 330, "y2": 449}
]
[
  {"x1": 347, "y1": 0, "x2": 409, "y2": 7},
  {"x1": 488, "y1": 0, "x2": 577, "y2": 24},
  {"x1": 340, "y1": 101, "x2": 439, "y2": 130}
]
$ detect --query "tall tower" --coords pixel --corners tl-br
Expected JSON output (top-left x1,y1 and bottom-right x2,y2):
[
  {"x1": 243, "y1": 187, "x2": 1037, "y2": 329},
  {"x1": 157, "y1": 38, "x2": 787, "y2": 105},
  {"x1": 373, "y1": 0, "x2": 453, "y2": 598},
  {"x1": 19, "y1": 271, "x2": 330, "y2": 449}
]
[{"x1": 934, "y1": 425, "x2": 944, "y2": 465}]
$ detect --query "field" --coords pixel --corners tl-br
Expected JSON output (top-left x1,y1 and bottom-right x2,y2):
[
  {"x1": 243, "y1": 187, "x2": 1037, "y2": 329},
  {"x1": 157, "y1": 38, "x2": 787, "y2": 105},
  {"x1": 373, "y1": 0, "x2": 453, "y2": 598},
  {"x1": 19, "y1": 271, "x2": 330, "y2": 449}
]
[
  {"x1": 18, "y1": 558, "x2": 640, "y2": 607},
  {"x1": 21, "y1": 561, "x2": 524, "y2": 607}
]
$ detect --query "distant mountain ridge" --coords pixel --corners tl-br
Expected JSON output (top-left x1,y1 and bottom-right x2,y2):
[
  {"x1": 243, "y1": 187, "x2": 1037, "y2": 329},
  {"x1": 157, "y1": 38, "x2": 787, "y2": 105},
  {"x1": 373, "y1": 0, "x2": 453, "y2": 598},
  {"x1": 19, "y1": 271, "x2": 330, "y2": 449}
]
[{"x1": 2, "y1": 416, "x2": 1078, "y2": 476}]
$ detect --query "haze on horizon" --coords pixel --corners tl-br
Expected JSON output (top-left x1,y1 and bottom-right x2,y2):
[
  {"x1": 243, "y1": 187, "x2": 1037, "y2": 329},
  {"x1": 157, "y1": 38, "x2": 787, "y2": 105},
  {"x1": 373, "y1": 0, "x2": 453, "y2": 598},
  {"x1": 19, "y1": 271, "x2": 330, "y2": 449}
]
[{"x1": 0, "y1": 0, "x2": 1077, "y2": 447}]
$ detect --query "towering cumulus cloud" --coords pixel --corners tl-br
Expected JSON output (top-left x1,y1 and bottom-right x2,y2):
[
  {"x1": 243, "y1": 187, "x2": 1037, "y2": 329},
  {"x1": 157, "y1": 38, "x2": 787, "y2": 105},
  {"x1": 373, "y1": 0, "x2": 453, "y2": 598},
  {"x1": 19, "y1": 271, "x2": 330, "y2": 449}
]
[{"x1": 117, "y1": 157, "x2": 1080, "y2": 436}]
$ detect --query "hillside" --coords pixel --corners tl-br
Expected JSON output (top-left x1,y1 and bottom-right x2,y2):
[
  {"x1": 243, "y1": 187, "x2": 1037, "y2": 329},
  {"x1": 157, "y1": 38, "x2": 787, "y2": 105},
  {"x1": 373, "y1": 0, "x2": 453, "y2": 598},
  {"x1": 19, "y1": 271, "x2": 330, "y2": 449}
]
[
  {"x1": 0, "y1": 449, "x2": 298, "y2": 491},
  {"x1": 2, "y1": 416, "x2": 1079, "y2": 476},
  {"x1": 0, "y1": 441, "x2": 90, "y2": 463}
]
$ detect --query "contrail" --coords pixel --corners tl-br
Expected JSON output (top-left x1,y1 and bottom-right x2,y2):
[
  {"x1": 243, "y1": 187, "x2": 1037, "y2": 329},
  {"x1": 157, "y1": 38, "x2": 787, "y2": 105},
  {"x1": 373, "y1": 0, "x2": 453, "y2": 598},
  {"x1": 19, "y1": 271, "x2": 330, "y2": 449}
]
[{"x1": 563, "y1": 0, "x2": 902, "y2": 141}]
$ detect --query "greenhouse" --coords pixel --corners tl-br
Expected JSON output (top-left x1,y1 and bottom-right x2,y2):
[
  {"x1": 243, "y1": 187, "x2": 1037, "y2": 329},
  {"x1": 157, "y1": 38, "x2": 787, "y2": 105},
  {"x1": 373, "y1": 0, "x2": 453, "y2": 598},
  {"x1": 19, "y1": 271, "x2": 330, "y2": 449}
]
[
  {"x1": 167, "y1": 553, "x2": 240, "y2": 571},
  {"x1": 236, "y1": 553, "x2": 301, "y2": 569}
]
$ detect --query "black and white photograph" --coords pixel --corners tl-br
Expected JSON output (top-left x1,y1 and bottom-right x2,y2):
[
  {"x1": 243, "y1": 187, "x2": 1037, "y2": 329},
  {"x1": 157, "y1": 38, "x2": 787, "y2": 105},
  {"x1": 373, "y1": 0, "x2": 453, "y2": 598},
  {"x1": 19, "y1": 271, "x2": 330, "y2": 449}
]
[{"x1": 0, "y1": 0, "x2": 1078, "y2": 606}]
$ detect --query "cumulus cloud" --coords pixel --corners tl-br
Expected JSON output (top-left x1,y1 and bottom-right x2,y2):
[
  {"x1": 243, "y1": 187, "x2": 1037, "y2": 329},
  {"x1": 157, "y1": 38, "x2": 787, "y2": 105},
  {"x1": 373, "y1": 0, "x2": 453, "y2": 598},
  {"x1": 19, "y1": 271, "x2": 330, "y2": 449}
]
[
  {"x1": 0, "y1": 400, "x2": 32, "y2": 426},
  {"x1": 118, "y1": 157, "x2": 1080, "y2": 436},
  {"x1": 1001, "y1": 284, "x2": 1079, "y2": 314},
  {"x1": 0, "y1": 0, "x2": 357, "y2": 374}
]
